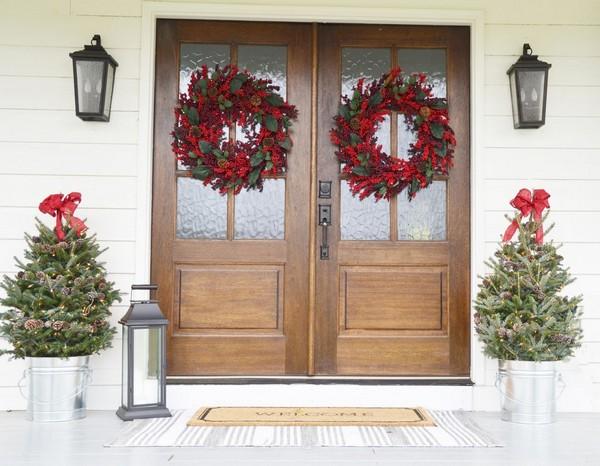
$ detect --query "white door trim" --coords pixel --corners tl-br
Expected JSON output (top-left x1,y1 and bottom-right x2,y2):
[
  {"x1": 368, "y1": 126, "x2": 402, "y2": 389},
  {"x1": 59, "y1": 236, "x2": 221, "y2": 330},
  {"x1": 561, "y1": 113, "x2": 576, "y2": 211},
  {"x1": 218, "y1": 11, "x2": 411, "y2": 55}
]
[{"x1": 136, "y1": 1, "x2": 486, "y2": 385}]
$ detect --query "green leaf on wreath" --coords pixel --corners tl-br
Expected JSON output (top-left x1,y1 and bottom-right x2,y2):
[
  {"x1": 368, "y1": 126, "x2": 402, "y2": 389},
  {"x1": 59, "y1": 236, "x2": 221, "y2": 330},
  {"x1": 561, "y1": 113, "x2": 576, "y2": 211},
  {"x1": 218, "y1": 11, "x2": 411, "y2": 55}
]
[
  {"x1": 414, "y1": 115, "x2": 424, "y2": 127},
  {"x1": 187, "y1": 151, "x2": 198, "y2": 159},
  {"x1": 266, "y1": 94, "x2": 284, "y2": 107},
  {"x1": 192, "y1": 166, "x2": 211, "y2": 180},
  {"x1": 349, "y1": 133, "x2": 361, "y2": 147},
  {"x1": 235, "y1": 73, "x2": 248, "y2": 82},
  {"x1": 223, "y1": 99, "x2": 233, "y2": 108},
  {"x1": 185, "y1": 107, "x2": 199, "y2": 125},
  {"x1": 250, "y1": 151, "x2": 265, "y2": 167},
  {"x1": 434, "y1": 141, "x2": 447, "y2": 157},
  {"x1": 278, "y1": 137, "x2": 292, "y2": 151},
  {"x1": 368, "y1": 91, "x2": 383, "y2": 107},
  {"x1": 430, "y1": 99, "x2": 447, "y2": 110},
  {"x1": 248, "y1": 168, "x2": 261, "y2": 186},
  {"x1": 199, "y1": 140, "x2": 212, "y2": 154},
  {"x1": 194, "y1": 79, "x2": 208, "y2": 92},
  {"x1": 430, "y1": 123, "x2": 444, "y2": 139},
  {"x1": 397, "y1": 85, "x2": 408, "y2": 95},
  {"x1": 212, "y1": 148, "x2": 228, "y2": 160},
  {"x1": 378, "y1": 185, "x2": 388, "y2": 196},
  {"x1": 357, "y1": 152, "x2": 369, "y2": 163},
  {"x1": 410, "y1": 178, "x2": 419, "y2": 194},
  {"x1": 265, "y1": 161, "x2": 274, "y2": 170},
  {"x1": 230, "y1": 78, "x2": 244, "y2": 92},
  {"x1": 352, "y1": 165, "x2": 370, "y2": 176},
  {"x1": 338, "y1": 104, "x2": 351, "y2": 121},
  {"x1": 265, "y1": 115, "x2": 278, "y2": 132}
]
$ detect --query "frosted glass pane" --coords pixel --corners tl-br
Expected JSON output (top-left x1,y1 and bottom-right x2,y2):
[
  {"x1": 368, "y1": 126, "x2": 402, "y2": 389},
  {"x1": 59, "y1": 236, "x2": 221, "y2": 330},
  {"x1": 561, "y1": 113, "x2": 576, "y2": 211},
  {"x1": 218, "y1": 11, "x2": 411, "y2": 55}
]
[
  {"x1": 397, "y1": 48, "x2": 447, "y2": 98},
  {"x1": 398, "y1": 181, "x2": 446, "y2": 241},
  {"x1": 75, "y1": 60, "x2": 104, "y2": 114},
  {"x1": 234, "y1": 179, "x2": 285, "y2": 239},
  {"x1": 517, "y1": 70, "x2": 545, "y2": 122},
  {"x1": 341, "y1": 181, "x2": 389, "y2": 240},
  {"x1": 342, "y1": 48, "x2": 391, "y2": 98},
  {"x1": 177, "y1": 177, "x2": 227, "y2": 239},
  {"x1": 179, "y1": 43, "x2": 230, "y2": 94},
  {"x1": 103, "y1": 64, "x2": 114, "y2": 119},
  {"x1": 397, "y1": 114, "x2": 418, "y2": 160},
  {"x1": 238, "y1": 45, "x2": 287, "y2": 98}
]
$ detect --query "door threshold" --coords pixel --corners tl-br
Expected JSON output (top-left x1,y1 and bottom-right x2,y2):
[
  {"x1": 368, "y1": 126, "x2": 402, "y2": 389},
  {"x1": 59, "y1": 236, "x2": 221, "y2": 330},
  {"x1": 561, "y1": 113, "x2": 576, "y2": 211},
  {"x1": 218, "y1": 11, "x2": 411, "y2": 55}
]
[{"x1": 167, "y1": 376, "x2": 474, "y2": 386}]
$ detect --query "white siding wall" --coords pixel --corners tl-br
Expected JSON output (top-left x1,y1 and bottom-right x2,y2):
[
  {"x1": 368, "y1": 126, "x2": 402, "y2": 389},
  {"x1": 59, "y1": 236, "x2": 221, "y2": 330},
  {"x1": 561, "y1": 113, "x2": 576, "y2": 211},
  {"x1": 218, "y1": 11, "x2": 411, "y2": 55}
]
[{"x1": 1, "y1": 0, "x2": 599, "y2": 410}]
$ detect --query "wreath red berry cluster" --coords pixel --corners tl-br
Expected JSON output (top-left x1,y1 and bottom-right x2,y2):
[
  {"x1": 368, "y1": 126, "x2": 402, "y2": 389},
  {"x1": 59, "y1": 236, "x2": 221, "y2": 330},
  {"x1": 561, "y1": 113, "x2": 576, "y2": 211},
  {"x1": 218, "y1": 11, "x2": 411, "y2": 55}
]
[
  {"x1": 330, "y1": 67, "x2": 456, "y2": 201},
  {"x1": 172, "y1": 65, "x2": 298, "y2": 194}
]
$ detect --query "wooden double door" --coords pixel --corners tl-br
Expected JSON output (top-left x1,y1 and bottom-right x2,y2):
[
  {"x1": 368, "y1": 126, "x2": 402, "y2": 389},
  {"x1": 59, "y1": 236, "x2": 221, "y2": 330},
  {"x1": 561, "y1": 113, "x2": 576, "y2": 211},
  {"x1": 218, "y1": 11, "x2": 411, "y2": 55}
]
[{"x1": 152, "y1": 20, "x2": 470, "y2": 377}]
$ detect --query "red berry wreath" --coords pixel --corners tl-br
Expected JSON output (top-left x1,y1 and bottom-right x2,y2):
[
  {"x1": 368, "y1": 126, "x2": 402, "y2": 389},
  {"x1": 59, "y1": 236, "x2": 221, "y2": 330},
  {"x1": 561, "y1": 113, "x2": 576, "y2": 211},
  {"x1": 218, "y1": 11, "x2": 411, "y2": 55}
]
[
  {"x1": 330, "y1": 67, "x2": 456, "y2": 201},
  {"x1": 172, "y1": 65, "x2": 298, "y2": 194}
]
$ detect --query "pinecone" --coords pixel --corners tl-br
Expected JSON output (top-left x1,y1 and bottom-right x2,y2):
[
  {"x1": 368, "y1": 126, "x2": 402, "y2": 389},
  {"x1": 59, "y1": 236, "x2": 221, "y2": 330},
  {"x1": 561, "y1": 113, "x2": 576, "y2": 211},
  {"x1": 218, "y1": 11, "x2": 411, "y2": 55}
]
[
  {"x1": 24, "y1": 319, "x2": 43, "y2": 330},
  {"x1": 52, "y1": 321, "x2": 65, "y2": 331},
  {"x1": 61, "y1": 287, "x2": 71, "y2": 296},
  {"x1": 499, "y1": 291, "x2": 513, "y2": 300},
  {"x1": 31, "y1": 236, "x2": 41, "y2": 243},
  {"x1": 57, "y1": 241, "x2": 68, "y2": 249},
  {"x1": 35, "y1": 271, "x2": 45, "y2": 279},
  {"x1": 17, "y1": 271, "x2": 25, "y2": 279},
  {"x1": 87, "y1": 291, "x2": 98, "y2": 301}
]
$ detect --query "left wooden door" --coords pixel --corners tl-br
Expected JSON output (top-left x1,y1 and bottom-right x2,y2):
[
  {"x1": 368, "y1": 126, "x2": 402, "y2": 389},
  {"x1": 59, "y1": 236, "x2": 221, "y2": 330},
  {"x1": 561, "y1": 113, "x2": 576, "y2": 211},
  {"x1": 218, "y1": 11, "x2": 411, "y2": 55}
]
[{"x1": 152, "y1": 20, "x2": 312, "y2": 375}]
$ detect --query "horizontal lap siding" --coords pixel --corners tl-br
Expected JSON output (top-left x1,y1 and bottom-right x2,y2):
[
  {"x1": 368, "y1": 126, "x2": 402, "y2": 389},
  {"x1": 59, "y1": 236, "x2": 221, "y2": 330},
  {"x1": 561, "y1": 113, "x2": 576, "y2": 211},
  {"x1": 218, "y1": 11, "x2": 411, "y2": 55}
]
[
  {"x1": 0, "y1": 0, "x2": 142, "y2": 410},
  {"x1": 0, "y1": 0, "x2": 599, "y2": 410},
  {"x1": 480, "y1": 4, "x2": 600, "y2": 405}
]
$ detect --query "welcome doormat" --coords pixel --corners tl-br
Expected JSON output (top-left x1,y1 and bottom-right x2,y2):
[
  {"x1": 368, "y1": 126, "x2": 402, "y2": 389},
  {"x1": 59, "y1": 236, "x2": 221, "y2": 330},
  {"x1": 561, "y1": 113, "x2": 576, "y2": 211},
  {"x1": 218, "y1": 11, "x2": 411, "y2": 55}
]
[
  {"x1": 106, "y1": 409, "x2": 500, "y2": 447},
  {"x1": 187, "y1": 406, "x2": 435, "y2": 427}
]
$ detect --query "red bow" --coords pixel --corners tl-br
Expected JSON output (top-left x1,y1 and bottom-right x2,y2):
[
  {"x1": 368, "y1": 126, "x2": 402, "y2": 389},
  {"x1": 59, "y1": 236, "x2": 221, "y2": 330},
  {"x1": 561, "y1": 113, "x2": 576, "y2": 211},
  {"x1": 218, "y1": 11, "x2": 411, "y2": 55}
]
[
  {"x1": 502, "y1": 188, "x2": 550, "y2": 244},
  {"x1": 39, "y1": 192, "x2": 87, "y2": 241}
]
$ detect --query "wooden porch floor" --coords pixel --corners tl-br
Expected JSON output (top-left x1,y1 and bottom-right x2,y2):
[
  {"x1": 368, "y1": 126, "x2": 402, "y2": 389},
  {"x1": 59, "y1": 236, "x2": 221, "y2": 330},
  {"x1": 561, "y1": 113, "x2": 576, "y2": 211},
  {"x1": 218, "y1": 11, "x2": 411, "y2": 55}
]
[{"x1": 0, "y1": 410, "x2": 597, "y2": 465}]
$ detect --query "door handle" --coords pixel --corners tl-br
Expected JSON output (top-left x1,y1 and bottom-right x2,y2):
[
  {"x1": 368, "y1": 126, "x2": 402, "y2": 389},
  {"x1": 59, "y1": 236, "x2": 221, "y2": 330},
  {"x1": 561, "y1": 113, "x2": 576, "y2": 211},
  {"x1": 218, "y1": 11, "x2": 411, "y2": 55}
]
[{"x1": 319, "y1": 204, "x2": 332, "y2": 260}]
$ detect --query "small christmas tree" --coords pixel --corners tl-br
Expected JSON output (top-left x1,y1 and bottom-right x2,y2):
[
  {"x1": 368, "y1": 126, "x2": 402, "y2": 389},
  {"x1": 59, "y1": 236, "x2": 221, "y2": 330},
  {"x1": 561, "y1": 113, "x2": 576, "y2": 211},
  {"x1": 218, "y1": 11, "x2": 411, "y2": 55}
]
[
  {"x1": 0, "y1": 193, "x2": 120, "y2": 359},
  {"x1": 474, "y1": 189, "x2": 582, "y2": 361}
]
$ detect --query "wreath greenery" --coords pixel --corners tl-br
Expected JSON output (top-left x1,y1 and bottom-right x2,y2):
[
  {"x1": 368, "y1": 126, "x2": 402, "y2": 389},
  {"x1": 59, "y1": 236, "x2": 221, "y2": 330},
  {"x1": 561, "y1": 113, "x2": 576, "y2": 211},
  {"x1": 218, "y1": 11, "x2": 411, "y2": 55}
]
[
  {"x1": 330, "y1": 67, "x2": 456, "y2": 201},
  {"x1": 172, "y1": 65, "x2": 298, "y2": 194}
]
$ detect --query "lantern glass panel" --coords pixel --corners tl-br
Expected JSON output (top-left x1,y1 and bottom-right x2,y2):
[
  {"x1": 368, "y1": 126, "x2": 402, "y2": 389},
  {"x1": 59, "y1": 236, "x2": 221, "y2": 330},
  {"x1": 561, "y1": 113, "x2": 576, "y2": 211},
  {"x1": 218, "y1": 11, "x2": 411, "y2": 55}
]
[
  {"x1": 103, "y1": 63, "x2": 115, "y2": 119},
  {"x1": 75, "y1": 59, "x2": 105, "y2": 114},
  {"x1": 517, "y1": 69, "x2": 545, "y2": 123},
  {"x1": 121, "y1": 327, "x2": 129, "y2": 407},
  {"x1": 132, "y1": 327, "x2": 161, "y2": 406},
  {"x1": 509, "y1": 72, "x2": 519, "y2": 127}
]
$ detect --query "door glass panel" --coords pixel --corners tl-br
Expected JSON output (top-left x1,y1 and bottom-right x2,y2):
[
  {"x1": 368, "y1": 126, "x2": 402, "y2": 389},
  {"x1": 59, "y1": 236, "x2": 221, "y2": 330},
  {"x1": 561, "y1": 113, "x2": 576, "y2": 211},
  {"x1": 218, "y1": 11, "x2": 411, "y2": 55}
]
[
  {"x1": 342, "y1": 48, "x2": 391, "y2": 154},
  {"x1": 179, "y1": 43, "x2": 230, "y2": 94},
  {"x1": 234, "y1": 179, "x2": 285, "y2": 239},
  {"x1": 397, "y1": 49, "x2": 446, "y2": 160},
  {"x1": 176, "y1": 177, "x2": 227, "y2": 239},
  {"x1": 396, "y1": 48, "x2": 447, "y2": 98},
  {"x1": 236, "y1": 45, "x2": 287, "y2": 143},
  {"x1": 341, "y1": 48, "x2": 391, "y2": 239},
  {"x1": 341, "y1": 181, "x2": 389, "y2": 240},
  {"x1": 397, "y1": 180, "x2": 447, "y2": 240}
]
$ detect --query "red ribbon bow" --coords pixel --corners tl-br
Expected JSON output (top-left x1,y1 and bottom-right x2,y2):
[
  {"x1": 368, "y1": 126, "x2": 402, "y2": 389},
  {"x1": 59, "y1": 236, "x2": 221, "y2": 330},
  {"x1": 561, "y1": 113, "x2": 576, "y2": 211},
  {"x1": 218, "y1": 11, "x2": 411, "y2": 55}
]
[
  {"x1": 39, "y1": 192, "x2": 87, "y2": 241},
  {"x1": 502, "y1": 188, "x2": 550, "y2": 244}
]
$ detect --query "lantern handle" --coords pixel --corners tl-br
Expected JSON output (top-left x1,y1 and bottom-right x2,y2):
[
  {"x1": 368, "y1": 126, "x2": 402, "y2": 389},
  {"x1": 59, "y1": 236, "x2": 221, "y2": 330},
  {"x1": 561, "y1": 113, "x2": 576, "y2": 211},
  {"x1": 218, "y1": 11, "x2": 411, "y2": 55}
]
[
  {"x1": 91, "y1": 34, "x2": 102, "y2": 47},
  {"x1": 523, "y1": 43, "x2": 533, "y2": 56},
  {"x1": 130, "y1": 284, "x2": 158, "y2": 303}
]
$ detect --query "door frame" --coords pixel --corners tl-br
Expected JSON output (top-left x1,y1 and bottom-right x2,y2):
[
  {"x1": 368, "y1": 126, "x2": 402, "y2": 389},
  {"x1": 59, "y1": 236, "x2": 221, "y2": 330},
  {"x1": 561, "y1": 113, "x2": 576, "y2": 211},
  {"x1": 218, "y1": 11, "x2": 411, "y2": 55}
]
[{"x1": 136, "y1": 1, "x2": 487, "y2": 384}]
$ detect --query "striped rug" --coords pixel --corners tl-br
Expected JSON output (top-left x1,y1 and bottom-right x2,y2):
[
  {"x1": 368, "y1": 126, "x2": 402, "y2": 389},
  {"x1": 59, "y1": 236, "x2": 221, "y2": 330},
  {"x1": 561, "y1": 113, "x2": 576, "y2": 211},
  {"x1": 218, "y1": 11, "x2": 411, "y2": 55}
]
[{"x1": 106, "y1": 409, "x2": 500, "y2": 448}]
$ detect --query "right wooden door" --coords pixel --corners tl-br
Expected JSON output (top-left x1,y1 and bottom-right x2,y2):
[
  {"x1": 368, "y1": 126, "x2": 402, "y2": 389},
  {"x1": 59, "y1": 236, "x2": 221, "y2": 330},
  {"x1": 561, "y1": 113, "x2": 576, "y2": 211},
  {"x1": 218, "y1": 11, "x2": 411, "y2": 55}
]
[{"x1": 314, "y1": 24, "x2": 471, "y2": 376}]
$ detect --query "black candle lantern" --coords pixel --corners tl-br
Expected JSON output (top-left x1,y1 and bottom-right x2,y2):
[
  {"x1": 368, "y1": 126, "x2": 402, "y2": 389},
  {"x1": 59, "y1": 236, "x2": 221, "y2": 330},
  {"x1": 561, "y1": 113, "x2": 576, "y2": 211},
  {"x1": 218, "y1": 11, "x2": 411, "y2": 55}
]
[
  {"x1": 69, "y1": 34, "x2": 118, "y2": 122},
  {"x1": 507, "y1": 43, "x2": 551, "y2": 129},
  {"x1": 116, "y1": 284, "x2": 171, "y2": 421}
]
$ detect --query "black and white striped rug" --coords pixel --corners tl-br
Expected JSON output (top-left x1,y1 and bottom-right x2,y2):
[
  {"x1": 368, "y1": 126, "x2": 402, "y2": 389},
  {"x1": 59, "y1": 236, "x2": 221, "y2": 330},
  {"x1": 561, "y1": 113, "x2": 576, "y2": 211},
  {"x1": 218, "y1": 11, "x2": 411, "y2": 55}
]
[{"x1": 106, "y1": 409, "x2": 500, "y2": 447}]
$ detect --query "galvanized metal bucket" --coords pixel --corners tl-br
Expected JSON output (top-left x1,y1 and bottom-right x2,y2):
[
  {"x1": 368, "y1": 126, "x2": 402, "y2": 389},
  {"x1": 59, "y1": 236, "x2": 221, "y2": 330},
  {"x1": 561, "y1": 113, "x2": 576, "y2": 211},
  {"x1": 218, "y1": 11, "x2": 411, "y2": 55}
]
[
  {"x1": 18, "y1": 356, "x2": 92, "y2": 422},
  {"x1": 496, "y1": 360, "x2": 565, "y2": 424}
]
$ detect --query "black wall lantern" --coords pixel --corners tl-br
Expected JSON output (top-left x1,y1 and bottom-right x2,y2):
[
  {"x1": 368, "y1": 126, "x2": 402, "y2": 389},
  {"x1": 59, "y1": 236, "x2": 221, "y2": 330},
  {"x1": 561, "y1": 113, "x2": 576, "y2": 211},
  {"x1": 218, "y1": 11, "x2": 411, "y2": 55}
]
[
  {"x1": 507, "y1": 43, "x2": 551, "y2": 129},
  {"x1": 69, "y1": 34, "x2": 118, "y2": 122},
  {"x1": 116, "y1": 284, "x2": 171, "y2": 421}
]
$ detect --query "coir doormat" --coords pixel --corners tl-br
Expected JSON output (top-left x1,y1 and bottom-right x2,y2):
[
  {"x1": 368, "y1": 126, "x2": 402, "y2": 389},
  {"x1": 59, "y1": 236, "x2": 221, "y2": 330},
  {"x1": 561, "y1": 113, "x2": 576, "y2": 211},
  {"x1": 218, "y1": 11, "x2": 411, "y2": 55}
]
[{"x1": 187, "y1": 406, "x2": 435, "y2": 427}]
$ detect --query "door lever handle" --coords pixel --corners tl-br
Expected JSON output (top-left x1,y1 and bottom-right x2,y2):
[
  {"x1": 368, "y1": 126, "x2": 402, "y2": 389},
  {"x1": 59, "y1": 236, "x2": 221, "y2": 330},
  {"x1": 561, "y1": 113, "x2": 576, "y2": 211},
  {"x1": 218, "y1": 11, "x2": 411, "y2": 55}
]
[{"x1": 319, "y1": 205, "x2": 332, "y2": 260}]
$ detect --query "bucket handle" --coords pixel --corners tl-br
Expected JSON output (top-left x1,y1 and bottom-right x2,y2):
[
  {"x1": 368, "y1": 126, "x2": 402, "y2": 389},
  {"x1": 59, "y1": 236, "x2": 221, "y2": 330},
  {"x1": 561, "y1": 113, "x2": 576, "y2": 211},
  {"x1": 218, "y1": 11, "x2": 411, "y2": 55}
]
[
  {"x1": 495, "y1": 371, "x2": 566, "y2": 407},
  {"x1": 17, "y1": 368, "x2": 93, "y2": 405}
]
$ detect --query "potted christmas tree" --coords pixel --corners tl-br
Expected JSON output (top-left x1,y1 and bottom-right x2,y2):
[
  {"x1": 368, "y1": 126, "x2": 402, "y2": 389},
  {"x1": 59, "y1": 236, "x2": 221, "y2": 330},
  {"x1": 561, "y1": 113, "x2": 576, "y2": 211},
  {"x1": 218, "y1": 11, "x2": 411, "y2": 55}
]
[
  {"x1": 0, "y1": 193, "x2": 120, "y2": 422},
  {"x1": 474, "y1": 189, "x2": 582, "y2": 424}
]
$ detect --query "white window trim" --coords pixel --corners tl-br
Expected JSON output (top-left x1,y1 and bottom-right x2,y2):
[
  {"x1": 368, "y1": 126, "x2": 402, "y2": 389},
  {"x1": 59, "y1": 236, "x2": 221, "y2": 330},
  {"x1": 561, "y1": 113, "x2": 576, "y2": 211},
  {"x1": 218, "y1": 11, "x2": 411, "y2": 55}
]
[{"x1": 137, "y1": 1, "x2": 486, "y2": 385}]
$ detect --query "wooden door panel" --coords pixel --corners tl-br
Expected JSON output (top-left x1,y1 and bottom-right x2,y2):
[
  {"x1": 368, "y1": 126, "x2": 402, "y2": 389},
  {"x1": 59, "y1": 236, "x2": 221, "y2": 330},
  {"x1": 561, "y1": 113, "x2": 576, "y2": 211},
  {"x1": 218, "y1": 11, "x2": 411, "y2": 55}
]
[
  {"x1": 153, "y1": 20, "x2": 311, "y2": 375},
  {"x1": 341, "y1": 267, "x2": 445, "y2": 331},
  {"x1": 315, "y1": 24, "x2": 470, "y2": 376},
  {"x1": 178, "y1": 266, "x2": 283, "y2": 330}
]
